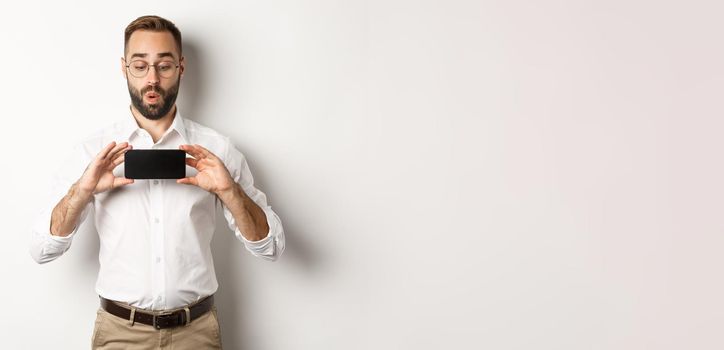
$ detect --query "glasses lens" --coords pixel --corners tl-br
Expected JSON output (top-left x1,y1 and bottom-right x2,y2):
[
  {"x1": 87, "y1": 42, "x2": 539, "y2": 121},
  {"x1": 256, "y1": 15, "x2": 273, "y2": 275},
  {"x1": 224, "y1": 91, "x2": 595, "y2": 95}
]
[
  {"x1": 126, "y1": 61, "x2": 178, "y2": 78},
  {"x1": 128, "y1": 60, "x2": 148, "y2": 78},
  {"x1": 157, "y1": 62, "x2": 178, "y2": 78}
]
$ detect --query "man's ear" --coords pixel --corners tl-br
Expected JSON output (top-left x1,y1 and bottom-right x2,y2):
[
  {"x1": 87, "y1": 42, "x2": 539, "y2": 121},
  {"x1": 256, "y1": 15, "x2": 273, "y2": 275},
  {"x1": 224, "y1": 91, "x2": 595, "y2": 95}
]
[
  {"x1": 121, "y1": 57, "x2": 128, "y2": 79},
  {"x1": 179, "y1": 56, "x2": 185, "y2": 78}
]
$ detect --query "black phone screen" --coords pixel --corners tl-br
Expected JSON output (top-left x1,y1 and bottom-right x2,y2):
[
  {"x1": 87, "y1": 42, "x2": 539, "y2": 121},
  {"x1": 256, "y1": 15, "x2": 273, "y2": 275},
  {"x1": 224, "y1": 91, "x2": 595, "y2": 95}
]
[{"x1": 124, "y1": 149, "x2": 186, "y2": 179}]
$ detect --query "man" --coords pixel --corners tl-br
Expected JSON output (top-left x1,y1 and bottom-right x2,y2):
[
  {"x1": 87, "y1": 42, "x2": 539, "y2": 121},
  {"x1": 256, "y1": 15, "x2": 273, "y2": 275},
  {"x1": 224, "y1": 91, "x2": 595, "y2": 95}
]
[{"x1": 29, "y1": 15, "x2": 285, "y2": 349}]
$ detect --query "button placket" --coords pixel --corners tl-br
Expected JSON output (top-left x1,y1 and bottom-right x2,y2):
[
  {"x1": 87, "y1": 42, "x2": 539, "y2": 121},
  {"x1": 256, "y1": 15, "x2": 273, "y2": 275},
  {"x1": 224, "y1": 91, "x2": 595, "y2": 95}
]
[{"x1": 149, "y1": 174, "x2": 166, "y2": 310}]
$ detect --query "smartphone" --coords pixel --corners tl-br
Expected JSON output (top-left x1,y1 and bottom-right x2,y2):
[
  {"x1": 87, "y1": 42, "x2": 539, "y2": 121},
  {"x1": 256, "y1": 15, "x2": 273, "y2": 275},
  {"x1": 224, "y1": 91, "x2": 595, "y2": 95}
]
[{"x1": 124, "y1": 149, "x2": 186, "y2": 179}]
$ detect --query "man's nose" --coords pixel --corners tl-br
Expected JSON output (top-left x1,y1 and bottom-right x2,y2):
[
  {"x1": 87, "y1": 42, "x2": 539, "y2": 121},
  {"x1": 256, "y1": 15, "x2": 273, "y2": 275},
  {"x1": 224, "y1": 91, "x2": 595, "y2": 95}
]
[{"x1": 145, "y1": 66, "x2": 160, "y2": 85}]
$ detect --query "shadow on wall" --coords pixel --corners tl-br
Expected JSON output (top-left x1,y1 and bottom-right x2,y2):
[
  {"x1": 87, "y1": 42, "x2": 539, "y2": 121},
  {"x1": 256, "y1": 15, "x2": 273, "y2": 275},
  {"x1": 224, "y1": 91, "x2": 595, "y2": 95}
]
[
  {"x1": 177, "y1": 39, "x2": 206, "y2": 121},
  {"x1": 181, "y1": 38, "x2": 321, "y2": 349},
  {"x1": 211, "y1": 200, "x2": 322, "y2": 348}
]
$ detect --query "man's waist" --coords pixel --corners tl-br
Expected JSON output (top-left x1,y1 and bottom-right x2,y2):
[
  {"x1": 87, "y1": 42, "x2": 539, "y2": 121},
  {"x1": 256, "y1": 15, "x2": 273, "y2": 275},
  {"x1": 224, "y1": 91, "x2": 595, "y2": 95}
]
[
  {"x1": 95, "y1": 279, "x2": 219, "y2": 310},
  {"x1": 99, "y1": 294, "x2": 214, "y2": 330}
]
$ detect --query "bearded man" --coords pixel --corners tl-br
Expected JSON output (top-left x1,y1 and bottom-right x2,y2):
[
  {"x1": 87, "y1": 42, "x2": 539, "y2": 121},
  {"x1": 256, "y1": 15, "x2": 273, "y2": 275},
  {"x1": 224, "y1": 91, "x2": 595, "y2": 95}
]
[{"x1": 30, "y1": 15, "x2": 285, "y2": 349}]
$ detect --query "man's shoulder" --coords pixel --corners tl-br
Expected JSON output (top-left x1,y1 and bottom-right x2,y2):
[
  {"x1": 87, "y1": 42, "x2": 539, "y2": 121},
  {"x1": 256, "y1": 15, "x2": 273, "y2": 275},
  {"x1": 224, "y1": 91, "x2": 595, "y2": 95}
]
[
  {"x1": 73, "y1": 119, "x2": 130, "y2": 150},
  {"x1": 182, "y1": 117, "x2": 231, "y2": 141},
  {"x1": 182, "y1": 117, "x2": 236, "y2": 155},
  {"x1": 182, "y1": 117, "x2": 245, "y2": 166}
]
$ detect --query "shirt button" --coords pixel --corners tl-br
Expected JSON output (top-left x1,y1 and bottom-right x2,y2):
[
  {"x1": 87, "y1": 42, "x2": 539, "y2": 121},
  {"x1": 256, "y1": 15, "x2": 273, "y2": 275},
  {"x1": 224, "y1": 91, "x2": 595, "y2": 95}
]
[
  {"x1": 154, "y1": 217, "x2": 160, "y2": 223},
  {"x1": 153, "y1": 180, "x2": 159, "y2": 185},
  {"x1": 156, "y1": 296, "x2": 163, "y2": 302},
  {"x1": 156, "y1": 257, "x2": 161, "y2": 263}
]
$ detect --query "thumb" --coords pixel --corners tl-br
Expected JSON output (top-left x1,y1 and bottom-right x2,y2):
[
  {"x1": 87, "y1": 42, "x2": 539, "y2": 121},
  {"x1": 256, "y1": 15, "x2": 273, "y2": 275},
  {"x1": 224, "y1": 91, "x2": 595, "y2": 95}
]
[
  {"x1": 113, "y1": 177, "x2": 135, "y2": 187},
  {"x1": 177, "y1": 177, "x2": 198, "y2": 186}
]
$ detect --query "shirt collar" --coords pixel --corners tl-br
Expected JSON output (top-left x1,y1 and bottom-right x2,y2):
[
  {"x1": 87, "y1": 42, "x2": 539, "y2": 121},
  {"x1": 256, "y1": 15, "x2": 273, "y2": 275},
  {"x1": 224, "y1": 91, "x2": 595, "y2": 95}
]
[{"x1": 120, "y1": 107, "x2": 189, "y2": 144}]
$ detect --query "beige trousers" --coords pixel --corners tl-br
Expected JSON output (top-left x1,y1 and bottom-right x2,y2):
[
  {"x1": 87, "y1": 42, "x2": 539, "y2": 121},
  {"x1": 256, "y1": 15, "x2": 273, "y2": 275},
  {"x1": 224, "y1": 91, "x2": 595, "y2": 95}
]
[{"x1": 91, "y1": 306, "x2": 223, "y2": 349}]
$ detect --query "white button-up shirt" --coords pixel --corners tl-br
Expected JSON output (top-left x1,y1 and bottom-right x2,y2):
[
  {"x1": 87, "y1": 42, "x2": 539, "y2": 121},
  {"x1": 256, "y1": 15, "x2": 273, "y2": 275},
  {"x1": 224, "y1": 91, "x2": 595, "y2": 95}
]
[{"x1": 29, "y1": 110, "x2": 285, "y2": 310}]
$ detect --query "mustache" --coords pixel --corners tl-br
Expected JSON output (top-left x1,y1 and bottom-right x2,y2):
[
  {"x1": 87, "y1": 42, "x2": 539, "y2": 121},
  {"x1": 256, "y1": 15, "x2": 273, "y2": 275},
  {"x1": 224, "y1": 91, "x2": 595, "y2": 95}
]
[{"x1": 141, "y1": 86, "x2": 165, "y2": 95}]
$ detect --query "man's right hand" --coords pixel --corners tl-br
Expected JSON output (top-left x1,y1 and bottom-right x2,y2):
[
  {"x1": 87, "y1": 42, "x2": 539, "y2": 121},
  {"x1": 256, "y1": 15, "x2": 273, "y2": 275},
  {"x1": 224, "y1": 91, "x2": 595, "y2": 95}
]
[
  {"x1": 76, "y1": 141, "x2": 134, "y2": 200},
  {"x1": 50, "y1": 141, "x2": 134, "y2": 236}
]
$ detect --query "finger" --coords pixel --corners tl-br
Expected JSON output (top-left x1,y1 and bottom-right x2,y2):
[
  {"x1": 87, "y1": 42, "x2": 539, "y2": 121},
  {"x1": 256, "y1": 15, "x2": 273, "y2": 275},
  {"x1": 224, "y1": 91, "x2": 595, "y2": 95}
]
[
  {"x1": 112, "y1": 154, "x2": 125, "y2": 167},
  {"x1": 107, "y1": 142, "x2": 130, "y2": 159},
  {"x1": 113, "y1": 177, "x2": 134, "y2": 187},
  {"x1": 111, "y1": 144, "x2": 131, "y2": 161},
  {"x1": 103, "y1": 142, "x2": 125, "y2": 161},
  {"x1": 180, "y1": 144, "x2": 204, "y2": 159},
  {"x1": 185, "y1": 157, "x2": 199, "y2": 169},
  {"x1": 194, "y1": 144, "x2": 217, "y2": 160},
  {"x1": 177, "y1": 177, "x2": 198, "y2": 186},
  {"x1": 109, "y1": 146, "x2": 132, "y2": 167},
  {"x1": 97, "y1": 141, "x2": 117, "y2": 160}
]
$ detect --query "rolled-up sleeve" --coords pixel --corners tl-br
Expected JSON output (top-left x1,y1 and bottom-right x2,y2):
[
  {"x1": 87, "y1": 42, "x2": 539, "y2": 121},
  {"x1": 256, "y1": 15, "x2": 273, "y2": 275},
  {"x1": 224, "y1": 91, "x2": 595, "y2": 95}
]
[
  {"x1": 219, "y1": 139, "x2": 285, "y2": 261},
  {"x1": 29, "y1": 143, "x2": 94, "y2": 264}
]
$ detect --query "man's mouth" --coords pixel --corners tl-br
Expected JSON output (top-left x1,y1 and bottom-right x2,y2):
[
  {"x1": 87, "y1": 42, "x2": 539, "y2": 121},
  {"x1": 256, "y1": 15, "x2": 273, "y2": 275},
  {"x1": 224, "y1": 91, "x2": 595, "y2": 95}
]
[{"x1": 145, "y1": 92, "x2": 161, "y2": 103}]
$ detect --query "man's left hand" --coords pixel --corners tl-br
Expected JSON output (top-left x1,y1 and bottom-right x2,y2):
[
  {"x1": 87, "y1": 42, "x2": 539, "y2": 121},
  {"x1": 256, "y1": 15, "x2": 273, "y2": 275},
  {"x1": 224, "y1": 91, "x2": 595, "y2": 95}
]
[{"x1": 177, "y1": 144, "x2": 235, "y2": 197}]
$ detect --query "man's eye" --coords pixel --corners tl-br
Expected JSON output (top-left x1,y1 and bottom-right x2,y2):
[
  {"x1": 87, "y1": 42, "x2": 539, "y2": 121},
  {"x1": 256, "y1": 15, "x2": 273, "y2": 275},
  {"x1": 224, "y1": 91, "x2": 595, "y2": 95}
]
[
  {"x1": 158, "y1": 63, "x2": 173, "y2": 71},
  {"x1": 132, "y1": 65, "x2": 147, "y2": 70}
]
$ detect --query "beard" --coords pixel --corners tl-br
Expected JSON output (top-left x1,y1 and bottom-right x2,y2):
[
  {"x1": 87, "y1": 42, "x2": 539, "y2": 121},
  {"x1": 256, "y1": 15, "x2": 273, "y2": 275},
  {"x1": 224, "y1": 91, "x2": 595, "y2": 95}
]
[{"x1": 127, "y1": 78, "x2": 180, "y2": 121}]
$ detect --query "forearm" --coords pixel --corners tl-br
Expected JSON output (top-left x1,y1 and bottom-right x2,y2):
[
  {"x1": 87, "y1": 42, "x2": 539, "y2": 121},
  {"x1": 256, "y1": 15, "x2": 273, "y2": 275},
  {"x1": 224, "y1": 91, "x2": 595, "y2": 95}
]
[
  {"x1": 218, "y1": 183, "x2": 269, "y2": 241},
  {"x1": 50, "y1": 181, "x2": 93, "y2": 237}
]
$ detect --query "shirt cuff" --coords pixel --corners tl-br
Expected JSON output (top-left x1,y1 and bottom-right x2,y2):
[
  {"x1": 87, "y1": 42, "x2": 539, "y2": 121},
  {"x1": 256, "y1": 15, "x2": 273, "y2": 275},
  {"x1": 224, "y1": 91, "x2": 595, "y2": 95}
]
[
  {"x1": 237, "y1": 206, "x2": 279, "y2": 257},
  {"x1": 43, "y1": 223, "x2": 79, "y2": 252},
  {"x1": 47, "y1": 228, "x2": 76, "y2": 244}
]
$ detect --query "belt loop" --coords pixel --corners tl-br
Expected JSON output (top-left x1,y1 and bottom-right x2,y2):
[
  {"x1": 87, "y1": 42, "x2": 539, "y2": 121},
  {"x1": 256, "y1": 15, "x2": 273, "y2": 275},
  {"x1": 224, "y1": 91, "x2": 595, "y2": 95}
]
[
  {"x1": 129, "y1": 307, "x2": 136, "y2": 326},
  {"x1": 184, "y1": 307, "x2": 191, "y2": 326}
]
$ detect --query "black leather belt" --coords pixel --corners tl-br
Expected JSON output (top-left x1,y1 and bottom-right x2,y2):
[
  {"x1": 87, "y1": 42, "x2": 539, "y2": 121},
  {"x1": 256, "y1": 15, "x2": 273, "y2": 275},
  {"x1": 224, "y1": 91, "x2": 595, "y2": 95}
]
[{"x1": 99, "y1": 295, "x2": 214, "y2": 330}]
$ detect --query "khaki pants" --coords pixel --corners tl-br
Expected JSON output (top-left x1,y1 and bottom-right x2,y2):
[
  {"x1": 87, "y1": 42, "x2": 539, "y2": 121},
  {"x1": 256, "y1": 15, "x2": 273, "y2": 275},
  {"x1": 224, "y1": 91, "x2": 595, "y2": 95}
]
[{"x1": 91, "y1": 306, "x2": 223, "y2": 349}]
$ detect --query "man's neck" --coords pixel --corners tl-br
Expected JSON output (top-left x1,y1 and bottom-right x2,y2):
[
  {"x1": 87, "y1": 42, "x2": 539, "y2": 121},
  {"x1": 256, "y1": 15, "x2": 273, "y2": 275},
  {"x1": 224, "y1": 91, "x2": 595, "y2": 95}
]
[{"x1": 130, "y1": 105, "x2": 177, "y2": 144}]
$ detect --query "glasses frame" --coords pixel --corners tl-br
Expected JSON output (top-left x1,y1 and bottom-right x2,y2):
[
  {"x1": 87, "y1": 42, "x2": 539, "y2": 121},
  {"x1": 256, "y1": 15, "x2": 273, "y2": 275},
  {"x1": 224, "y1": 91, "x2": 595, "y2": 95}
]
[{"x1": 124, "y1": 59, "x2": 180, "y2": 79}]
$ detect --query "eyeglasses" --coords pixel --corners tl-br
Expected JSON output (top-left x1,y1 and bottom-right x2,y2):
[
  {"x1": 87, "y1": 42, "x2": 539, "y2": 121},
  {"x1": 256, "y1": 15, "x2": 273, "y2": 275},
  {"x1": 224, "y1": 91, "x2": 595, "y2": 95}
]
[{"x1": 125, "y1": 60, "x2": 179, "y2": 78}]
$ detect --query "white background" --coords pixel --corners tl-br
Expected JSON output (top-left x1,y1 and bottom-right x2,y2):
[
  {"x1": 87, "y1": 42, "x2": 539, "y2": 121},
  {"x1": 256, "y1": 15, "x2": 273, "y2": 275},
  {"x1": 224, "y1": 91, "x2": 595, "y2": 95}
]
[{"x1": 2, "y1": 0, "x2": 723, "y2": 349}]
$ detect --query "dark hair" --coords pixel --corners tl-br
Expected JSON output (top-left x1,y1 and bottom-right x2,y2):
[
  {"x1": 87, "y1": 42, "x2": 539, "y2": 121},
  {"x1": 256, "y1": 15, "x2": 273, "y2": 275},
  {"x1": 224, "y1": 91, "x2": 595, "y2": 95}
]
[{"x1": 124, "y1": 15, "x2": 182, "y2": 56}]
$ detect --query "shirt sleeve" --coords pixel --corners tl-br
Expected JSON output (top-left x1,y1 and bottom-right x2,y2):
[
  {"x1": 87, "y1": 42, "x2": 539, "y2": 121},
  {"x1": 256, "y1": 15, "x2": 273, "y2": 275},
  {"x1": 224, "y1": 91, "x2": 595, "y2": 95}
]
[
  {"x1": 29, "y1": 142, "x2": 95, "y2": 264},
  {"x1": 218, "y1": 138, "x2": 285, "y2": 261}
]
